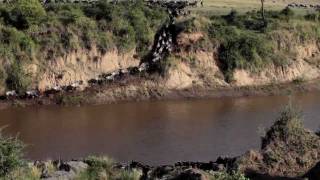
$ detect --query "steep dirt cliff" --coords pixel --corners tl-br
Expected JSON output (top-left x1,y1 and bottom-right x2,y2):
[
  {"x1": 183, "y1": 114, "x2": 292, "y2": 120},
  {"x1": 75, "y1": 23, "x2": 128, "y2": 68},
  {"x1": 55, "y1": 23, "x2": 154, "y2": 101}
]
[
  {"x1": 26, "y1": 47, "x2": 139, "y2": 92},
  {"x1": 233, "y1": 42, "x2": 320, "y2": 86},
  {"x1": 164, "y1": 31, "x2": 320, "y2": 90},
  {"x1": 23, "y1": 31, "x2": 320, "y2": 94}
]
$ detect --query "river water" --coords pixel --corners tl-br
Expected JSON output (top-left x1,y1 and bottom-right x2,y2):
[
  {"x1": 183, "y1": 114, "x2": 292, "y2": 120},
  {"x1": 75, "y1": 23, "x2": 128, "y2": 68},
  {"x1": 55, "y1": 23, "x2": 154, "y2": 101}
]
[{"x1": 0, "y1": 92, "x2": 320, "y2": 165}]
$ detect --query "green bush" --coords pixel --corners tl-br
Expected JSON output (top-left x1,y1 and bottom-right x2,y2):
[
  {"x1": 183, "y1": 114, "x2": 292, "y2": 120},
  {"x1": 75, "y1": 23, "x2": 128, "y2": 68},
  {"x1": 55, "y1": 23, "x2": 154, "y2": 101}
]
[
  {"x1": 8, "y1": 0, "x2": 46, "y2": 29},
  {"x1": 280, "y1": 7, "x2": 295, "y2": 19},
  {"x1": 217, "y1": 31, "x2": 272, "y2": 82},
  {"x1": 79, "y1": 156, "x2": 141, "y2": 180},
  {"x1": 80, "y1": 156, "x2": 114, "y2": 179},
  {"x1": 54, "y1": 5, "x2": 85, "y2": 25},
  {"x1": 84, "y1": 0, "x2": 167, "y2": 54},
  {"x1": 304, "y1": 13, "x2": 319, "y2": 22},
  {"x1": 0, "y1": 131, "x2": 24, "y2": 177},
  {"x1": 261, "y1": 105, "x2": 304, "y2": 148},
  {"x1": 116, "y1": 170, "x2": 141, "y2": 180},
  {"x1": 0, "y1": 26, "x2": 35, "y2": 60},
  {"x1": 5, "y1": 61, "x2": 31, "y2": 93},
  {"x1": 211, "y1": 171, "x2": 249, "y2": 180}
]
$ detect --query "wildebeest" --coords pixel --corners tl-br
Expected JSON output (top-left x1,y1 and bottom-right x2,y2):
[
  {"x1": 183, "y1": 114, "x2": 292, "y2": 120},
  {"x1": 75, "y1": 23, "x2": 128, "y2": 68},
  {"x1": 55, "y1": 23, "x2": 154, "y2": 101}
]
[
  {"x1": 6, "y1": 90, "x2": 17, "y2": 97},
  {"x1": 25, "y1": 90, "x2": 40, "y2": 98}
]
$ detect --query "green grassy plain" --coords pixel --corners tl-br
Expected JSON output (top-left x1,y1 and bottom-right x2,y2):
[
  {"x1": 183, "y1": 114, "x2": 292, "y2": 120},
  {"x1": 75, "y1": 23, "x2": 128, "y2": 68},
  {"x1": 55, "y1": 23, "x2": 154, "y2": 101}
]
[{"x1": 191, "y1": 0, "x2": 319, "y2": 15}]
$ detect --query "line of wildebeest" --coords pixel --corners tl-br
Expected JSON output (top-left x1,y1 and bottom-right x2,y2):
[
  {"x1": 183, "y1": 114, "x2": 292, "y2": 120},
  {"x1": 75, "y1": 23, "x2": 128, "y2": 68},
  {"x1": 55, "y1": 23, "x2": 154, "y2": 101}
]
[
  {"x1": 1, "y1": 65, "x2": 146, "y2": 100},
  {"x1": 287, "y1": 2, "x2": 320, "y2": 10},
  {"x1": 0, "y1": 0, "x2": 201, "y2": 5}
]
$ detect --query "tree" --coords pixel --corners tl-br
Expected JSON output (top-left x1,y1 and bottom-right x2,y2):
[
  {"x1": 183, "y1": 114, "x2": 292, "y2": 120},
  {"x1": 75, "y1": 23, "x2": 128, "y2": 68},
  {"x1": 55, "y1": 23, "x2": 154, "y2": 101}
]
[{"x1": 260, "y1": 0, "x2": 267, "y2": 27}]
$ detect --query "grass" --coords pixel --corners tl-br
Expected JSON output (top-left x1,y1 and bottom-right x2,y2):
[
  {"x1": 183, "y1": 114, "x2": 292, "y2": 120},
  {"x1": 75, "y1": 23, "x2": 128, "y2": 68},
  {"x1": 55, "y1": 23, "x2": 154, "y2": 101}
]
[
  {"x1": 210, "y1": 171, "x2": 249, "y2": 180},
  {"x1": 191, "y1": 0, "x2": 319, "y2": 15},
  {"x1": 77, "y1": 156, "x2": 141, "y2": 180}
]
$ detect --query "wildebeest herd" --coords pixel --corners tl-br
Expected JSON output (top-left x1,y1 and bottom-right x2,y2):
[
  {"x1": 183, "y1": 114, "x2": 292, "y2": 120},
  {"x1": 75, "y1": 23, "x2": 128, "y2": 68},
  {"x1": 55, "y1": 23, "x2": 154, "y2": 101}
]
[{"x1": 0, "y1": 0, "x2": 201, "y2": 5}]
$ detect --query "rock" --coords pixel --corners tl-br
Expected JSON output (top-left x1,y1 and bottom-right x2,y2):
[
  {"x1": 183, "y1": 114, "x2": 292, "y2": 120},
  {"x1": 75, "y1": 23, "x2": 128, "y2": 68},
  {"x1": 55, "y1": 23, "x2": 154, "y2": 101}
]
[
  {"x1": 44, "y1": 170, "x2": 76, "y2": 180},
  {"x1": 67, "y1": 161, "x2": 88, "y2": 173},
  {"x1": 58, "y1": 162, "x2": 71, "y2": 172},
  {"x1": 151, "y1": 165, "x2": 175, "y2": 178},
  {"x1": 130, "y1": 161, "x2": 151, "y2": 179},
  {"x1": 171, "y1": 168, "x2": 210, "y2": 180},
  {"x1": 303, "y1": 161, "x2": 320, "y2": 180}
]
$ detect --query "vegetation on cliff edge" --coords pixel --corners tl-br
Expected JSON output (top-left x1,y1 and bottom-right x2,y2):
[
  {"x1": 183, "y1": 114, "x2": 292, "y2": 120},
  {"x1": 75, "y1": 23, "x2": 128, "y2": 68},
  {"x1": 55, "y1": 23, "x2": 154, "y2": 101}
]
[
  {"x1": 0, "y1": 0, "x2": 168, "y2": 93},
  {"x1": 175, "y1": 8, "x2": 320, "y2": 82}
]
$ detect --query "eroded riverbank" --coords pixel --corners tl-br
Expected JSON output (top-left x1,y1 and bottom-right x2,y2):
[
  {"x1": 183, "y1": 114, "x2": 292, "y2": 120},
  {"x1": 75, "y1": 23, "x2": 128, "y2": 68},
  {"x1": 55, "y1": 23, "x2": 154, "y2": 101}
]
[{"x1": 1, "y1": 77, "x2": 320, "y2": 110}]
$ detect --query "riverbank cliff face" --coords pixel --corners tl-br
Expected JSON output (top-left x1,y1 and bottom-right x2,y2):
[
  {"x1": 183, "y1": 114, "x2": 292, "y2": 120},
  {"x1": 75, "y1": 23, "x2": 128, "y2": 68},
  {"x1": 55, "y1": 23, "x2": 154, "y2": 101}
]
[
  {"x1": 1, "y1": 8, "x2": 320, "y2": 106},
  {"x1": 20, "y1": 30, "x2": 320, "y2": 93}
]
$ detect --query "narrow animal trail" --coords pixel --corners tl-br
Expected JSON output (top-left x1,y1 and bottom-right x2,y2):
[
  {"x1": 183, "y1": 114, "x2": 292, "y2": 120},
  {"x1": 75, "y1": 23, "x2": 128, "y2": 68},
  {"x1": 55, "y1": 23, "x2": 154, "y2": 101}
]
[
  {"x1": 88, "y1": 0, "x2": 195, "y2": 85},
  {"x1": 138, "y1": 19, "x2": 174, "y2": 72}
]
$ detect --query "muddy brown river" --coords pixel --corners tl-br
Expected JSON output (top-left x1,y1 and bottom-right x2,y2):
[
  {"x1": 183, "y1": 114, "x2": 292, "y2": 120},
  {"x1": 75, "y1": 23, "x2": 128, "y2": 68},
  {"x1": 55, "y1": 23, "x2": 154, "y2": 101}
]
[{"x1": 0, "y1": 92, "x2": 320, "y2": 165}]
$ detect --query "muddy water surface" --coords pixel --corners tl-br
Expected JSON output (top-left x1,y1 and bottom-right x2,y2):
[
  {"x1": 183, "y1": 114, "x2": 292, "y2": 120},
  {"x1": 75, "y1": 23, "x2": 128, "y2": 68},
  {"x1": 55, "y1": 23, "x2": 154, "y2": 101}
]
[{"x1": 0, "y1": 92, "x2": 320, "y2": 165}]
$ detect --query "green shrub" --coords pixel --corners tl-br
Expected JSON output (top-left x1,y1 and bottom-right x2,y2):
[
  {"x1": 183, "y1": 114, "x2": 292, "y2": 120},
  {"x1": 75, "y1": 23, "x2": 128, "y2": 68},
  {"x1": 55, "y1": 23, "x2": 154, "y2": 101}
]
[
  {"x1": 0, "y1": 68, "x2": 6, "y2": 87},
  {"x1": 112, "y1": 18, "x2": 136, "y2": 53},
  {"x1": 217, "y1": 32, "x2": 272, "y2": 82},
  {"x1": 4, "y1": 166, "x2": 41, "y2": 180},
  {"x1": 127, "y1": 7, "x2": 153, "y2": 56},
  {"x1": 181, "y1": 16, "x2": 207, "y2": 33},
  {"x1": 211, "y1": 171, "x2": 249, "y2": 180},
  {"x1": 5, "y1": 61, "x2": 31, "y2": 93},
  {"x1": 8, "y1": 0, "x2": 46, "y2": 29},
  {"x1": 84, "y1": 0, "x2": 166, "y2": 54},
  {"x1": 116, "y1": 169, "x2": 141, "y2": 180},
  {"x1": 80, "y1": 156, "x2": 114, "y2": 179},
  {"x1": 55, "y1": 5, "x2": 85, "y2": 25},
  {"x1": 79, "y1": 156, "x2": 141, "y2": 180},
  {"x1": 0, "y1": 26, "x2": 35, "y2": 60},
  {"x1": 96, "y1": 31, "x2": 115, "y2": 54},
  {"x1": 0, "y1": 130, "x2": 24, "y2": 177},
  {"x1": 160, "y1": 54, "x2": 179, "y2": 73},
  {"x1": 223, "y1": 10, "x2": 238, "y2": 24},
  {"x1": 280, "y1": 7, "x2": 295, "y2": 18},
  {"x1": 261, "y1": 104, "x2": 305, "y2": 149},
  {"x1": 304, "y1": 13, "x2": 319, "y2": 22}
]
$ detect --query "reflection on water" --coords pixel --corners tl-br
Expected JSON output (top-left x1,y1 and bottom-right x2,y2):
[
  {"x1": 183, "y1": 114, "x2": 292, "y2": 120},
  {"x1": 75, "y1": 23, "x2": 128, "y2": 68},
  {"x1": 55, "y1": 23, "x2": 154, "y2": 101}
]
[{"x1": 0, "y1": 92, "x2": 320, "y2": 165}]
